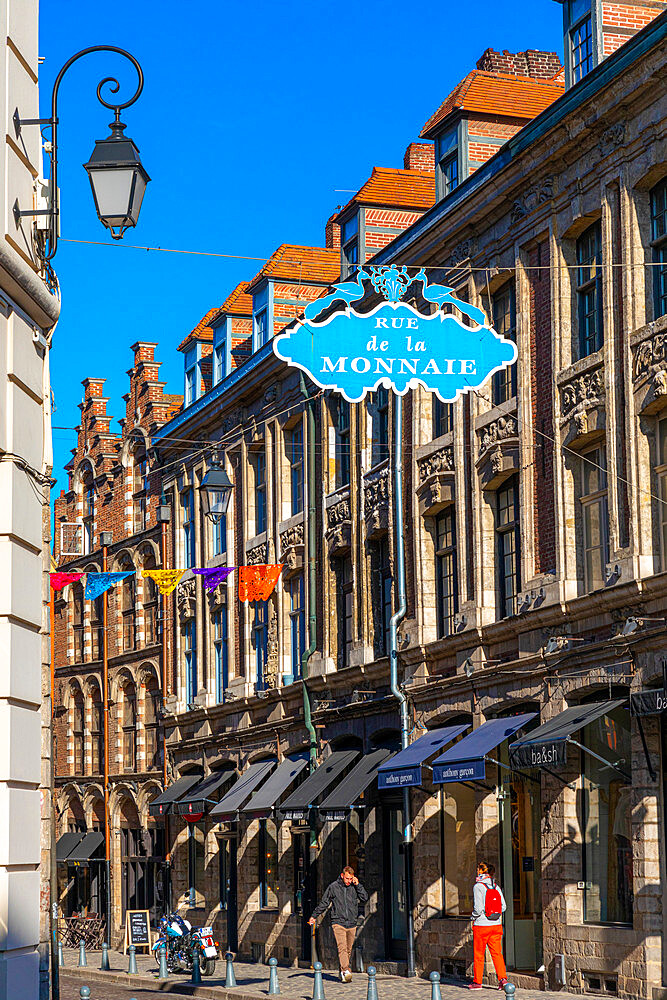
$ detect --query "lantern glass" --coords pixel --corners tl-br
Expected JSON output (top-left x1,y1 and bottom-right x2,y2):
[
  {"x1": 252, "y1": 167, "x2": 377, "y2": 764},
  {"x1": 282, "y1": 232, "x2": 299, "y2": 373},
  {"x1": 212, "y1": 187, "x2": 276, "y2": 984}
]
[{"x1": 199, "y1": 465, "x2": 233, "y2": 522}]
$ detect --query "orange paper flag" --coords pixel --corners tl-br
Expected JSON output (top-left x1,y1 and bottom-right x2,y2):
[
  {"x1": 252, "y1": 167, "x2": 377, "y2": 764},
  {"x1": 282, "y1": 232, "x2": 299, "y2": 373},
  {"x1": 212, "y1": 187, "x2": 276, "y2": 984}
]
[{"x1": 238, "y1": 564, "x2": 283, "y2": 602}]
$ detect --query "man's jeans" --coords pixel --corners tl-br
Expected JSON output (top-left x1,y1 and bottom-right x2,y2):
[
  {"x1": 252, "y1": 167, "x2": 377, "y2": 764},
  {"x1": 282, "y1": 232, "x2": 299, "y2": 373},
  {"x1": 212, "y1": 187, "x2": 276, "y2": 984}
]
[{"x1": 332, "y1": 924, "x2": 356, "y2": 972}]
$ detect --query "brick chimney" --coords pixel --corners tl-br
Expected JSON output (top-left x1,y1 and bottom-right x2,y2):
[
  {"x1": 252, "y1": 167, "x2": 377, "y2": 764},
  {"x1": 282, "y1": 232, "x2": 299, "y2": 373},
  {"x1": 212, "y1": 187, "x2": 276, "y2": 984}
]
[
  {"x1": 476, "y1": 48, "x2": 562, "y2": 79},
  {"x1": 403, "y1": 141, "x2": 435, "y2": 172},
  {"x1": 325, "y1": 213, "x2": 341, "y2": 250}
]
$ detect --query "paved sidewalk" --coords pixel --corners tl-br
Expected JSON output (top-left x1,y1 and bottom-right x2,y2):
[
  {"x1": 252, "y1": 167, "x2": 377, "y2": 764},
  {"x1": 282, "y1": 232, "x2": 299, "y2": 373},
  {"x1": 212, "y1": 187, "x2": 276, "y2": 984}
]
[{"x1": 60, "y1": 948, "x2": 578, "y2": 1000}]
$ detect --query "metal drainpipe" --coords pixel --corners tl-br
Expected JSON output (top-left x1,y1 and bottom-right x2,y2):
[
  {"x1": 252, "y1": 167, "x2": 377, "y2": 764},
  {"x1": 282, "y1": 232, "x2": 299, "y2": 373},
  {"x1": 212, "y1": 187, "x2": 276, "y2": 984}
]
[
  {"x1": 388, "y1": 394, "x2": 416, "y2": 978},
  {"x1": 299, "y1": 375, "x2": 318, "y2": 774}
]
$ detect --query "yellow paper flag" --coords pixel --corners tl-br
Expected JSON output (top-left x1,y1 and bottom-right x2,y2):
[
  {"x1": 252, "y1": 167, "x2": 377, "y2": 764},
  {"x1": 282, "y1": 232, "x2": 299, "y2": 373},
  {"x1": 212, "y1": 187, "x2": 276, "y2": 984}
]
[{"x1": 142, "y1": 569, "x2": 186, "y2": 596}]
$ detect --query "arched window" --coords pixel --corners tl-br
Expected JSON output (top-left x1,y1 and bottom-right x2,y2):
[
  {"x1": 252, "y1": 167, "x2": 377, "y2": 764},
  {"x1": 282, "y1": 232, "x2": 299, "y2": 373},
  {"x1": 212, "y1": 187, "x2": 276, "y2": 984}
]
[
  {"x1": 143, "y1": 553, "x2": 159, "y2": 647},
  {"x1": 72, "y1": 583, "x2": 84, "y2": 663},
  {"x1": 132, "y1": 439, "x2": 148, "y2": 532},
  {"x1": 73, "y1": 690, "x2": 84, "y2": 774},
  {"x1": 90, "y1": 685, "x2": 103, "y2": 775},
  {"x1": 144, "y1": 677, "x2": 161, "y2": 769},
  {"x1": 122, "y1": 682, "x2": 137, "y2": 772},
  {"x1": 120, "y1": 561, "x2": 136, "y2": 651}
]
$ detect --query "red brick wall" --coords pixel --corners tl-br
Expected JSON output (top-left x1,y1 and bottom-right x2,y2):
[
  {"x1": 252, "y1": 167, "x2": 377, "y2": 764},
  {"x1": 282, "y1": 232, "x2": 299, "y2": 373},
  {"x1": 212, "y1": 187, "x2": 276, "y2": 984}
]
[
  {"x1": 601, "y1": 2, "x2": 667, "y2": 55},
  {"x1": 529, "y1": 243, "x2": 556, "y2": 574},
  {"x1": 325, "y1": 214, "x2": 341, "y2": 250},
  {"x1": 231, "y1": 316, "x2": 252, "y2": 370},
  {"x1": 403, "y1": 142, "x2": 435, "y2": 172},
  {"x1": 476, "y1": 47, "x2": 562, "y2": 79}
]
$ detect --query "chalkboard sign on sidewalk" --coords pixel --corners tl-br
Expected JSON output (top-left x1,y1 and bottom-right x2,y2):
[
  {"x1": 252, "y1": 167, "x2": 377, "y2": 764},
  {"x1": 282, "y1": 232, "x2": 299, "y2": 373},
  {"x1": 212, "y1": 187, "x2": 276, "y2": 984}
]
[{"x1": 123, "y1": 909, "x2": 151, "y2": 953}]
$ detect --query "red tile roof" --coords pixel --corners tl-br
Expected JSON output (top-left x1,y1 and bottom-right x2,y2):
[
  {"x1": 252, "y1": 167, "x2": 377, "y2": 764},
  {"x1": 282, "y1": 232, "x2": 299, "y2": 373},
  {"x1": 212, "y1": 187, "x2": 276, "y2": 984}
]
[
  {"x1": 177, "y1": 306, "x2": 220, "y2": 353},
  {"x1": 220, "y1": 281, "x2": 253, "y2": 316},
  {"x1": 247, "y1": 245, "x2": 339, "y2": 292},
  {"x1": 420, "y1": 70, "x2": 564, "y2": 137},
  {"x1": 335, "y1": 168, "x2": 435, "y2": 221}
]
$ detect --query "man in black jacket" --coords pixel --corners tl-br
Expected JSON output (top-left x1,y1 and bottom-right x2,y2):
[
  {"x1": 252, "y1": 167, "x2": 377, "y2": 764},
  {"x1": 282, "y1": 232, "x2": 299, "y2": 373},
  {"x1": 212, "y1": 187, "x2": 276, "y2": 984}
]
[{"x1": 308, "y1": 865, "x2": 368, "y2": 981}]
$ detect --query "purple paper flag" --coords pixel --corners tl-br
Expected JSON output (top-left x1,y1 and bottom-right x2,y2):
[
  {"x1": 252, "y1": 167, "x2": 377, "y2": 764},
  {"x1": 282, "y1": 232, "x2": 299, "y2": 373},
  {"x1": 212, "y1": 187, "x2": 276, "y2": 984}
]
[{"x1": 192, "y1": 567, "x2": 235, "y2": 592}]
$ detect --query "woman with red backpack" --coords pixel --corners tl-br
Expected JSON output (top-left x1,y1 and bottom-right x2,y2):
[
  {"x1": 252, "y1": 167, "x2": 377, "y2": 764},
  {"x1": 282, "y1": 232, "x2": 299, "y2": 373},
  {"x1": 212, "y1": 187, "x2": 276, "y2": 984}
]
[{"x1": 468, "y1": 862, "x2": 509, "y2": 990}]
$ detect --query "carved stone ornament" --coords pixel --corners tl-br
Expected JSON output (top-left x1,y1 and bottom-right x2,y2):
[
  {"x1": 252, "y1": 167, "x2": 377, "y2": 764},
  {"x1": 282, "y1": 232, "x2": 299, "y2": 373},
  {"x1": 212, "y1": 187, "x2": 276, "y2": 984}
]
[
  {"x1": 221, "y1": 411, "x2": 240, "y2": 434},
  {"x1": 416, "y1": 446, "x2": 454, "y2": 515},
  {"x1": 560, "y1": 368, "x2": 604, "y2": 425},
  {"x1": 177, "y1": 579, "x2": 196, "y2": 622},
  {"x1": 326, "y1": 495, "x2": 352, "y2": 553},
  {"x1": 418, "y1": 446, "x2": 454, "y2": 483},
  {"x1": 280, "y1": 522, "x2": 305, "y2": 571},
  {"x1": 478, "y1": 417, "x2": 517, "y2": 459},
  {"x1": 633, "y1": 329, "x2": 667, "y2": 412},
  {"x1": 206, "y1": 583, "x2": 226, "y2": 609},
  {"x1": 364, "y1": 467, "x2": 389, "y2": 537},
  {"x1": 247, "y1": 542, "x2": 267, "y2": 565},
  {"x1": 510, "y1": 177, "x2": 554, "y2": 225},
  {"x1": 597, "y1": 122, "x2": 625, "y2": 157},
  {"x1": 265, "y1": 602, "x2": 279, "y2": 689},
  {"x1": 446, "y1": 238, "x2": 477, "y2": 268}
]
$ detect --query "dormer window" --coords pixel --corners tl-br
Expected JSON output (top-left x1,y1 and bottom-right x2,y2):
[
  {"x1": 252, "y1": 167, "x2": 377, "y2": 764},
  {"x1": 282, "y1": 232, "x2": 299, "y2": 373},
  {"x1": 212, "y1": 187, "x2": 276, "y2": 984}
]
[
  {"x1": 213, "y1": 319, "x2": 228, "y2": 385},
  {"x1": 341, "y1": 214, "x2": 359, "y2": 276},
  {"x1": 568, "y1": 0, "x2": 593, "y2": 83},
  {"x1": 255, "y1": 309, "x2": 268, "y2": 349},
  {"x1": 435, "y1": 125, "x2": 459, "y2": 202},
  {"x1": 185, "y1": 346, "x2": 198, "y2": 406}
]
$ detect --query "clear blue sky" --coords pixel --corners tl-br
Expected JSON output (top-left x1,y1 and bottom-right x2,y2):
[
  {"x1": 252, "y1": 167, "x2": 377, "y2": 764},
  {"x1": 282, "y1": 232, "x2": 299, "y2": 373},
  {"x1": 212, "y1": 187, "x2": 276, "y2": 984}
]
[{"x1": 41, "y1": 0, "x2": 562, "y2": 498}]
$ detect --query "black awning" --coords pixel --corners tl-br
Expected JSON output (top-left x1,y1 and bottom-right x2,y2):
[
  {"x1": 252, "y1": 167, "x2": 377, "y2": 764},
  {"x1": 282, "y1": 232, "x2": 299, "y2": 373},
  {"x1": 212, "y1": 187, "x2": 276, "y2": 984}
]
[
  {"x1": 148, "y1": 774, "x2": 203, "y2": 818},
  {"x1": 279, "y1": 749, "x2": 359, "y2": 821},
  {"x1": 66, "y1": 831, "x2": 105, "y2": 864},
  {"x1": 210, "y1": 760, "x2": 276, "y2": 822},
  {"x1": 319, "y1": 748, "x2": 392, "y2": 820},
  {"x1": 56, "y1": 832, "x2": 85, "y2": 862},
  {"x1": 175, "y1": 769, "x2": 235, "y2": 817},
  {"x1": 509, "y1": 699, "x2": 627, "y2": 770},
  {"x1": 240, "y1": 758, "x2": 309, "y2": 819},
  {"x1": 432, "y1": 714, "x2": 537, "y2": 784},
  {"x1": 377, "y1": 724, "x2": 470, "y2": 789}
]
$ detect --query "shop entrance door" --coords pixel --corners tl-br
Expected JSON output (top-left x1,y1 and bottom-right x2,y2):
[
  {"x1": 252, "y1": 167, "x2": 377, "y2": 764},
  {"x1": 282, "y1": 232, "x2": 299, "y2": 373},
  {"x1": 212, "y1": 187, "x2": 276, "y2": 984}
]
[
  {"x1": 382, "y1": 804, "x2": 407, "y2": 959},
  {"x1": 498, "y1": 768, "x2": 543, "y2": 972},
  {"x1": 293, "y1": 832, "x2": 313, "y2": 963},
  {"x1": 218, "y1": 835, "x2": 238, "y2": 953}
]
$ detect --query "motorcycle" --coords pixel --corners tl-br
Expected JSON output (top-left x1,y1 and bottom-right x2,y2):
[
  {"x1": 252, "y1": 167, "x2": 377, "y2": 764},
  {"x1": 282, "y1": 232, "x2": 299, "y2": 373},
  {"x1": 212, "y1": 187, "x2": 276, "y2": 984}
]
[{"x1": 153, "y1": 911, "x2": 219, "y2": 976}]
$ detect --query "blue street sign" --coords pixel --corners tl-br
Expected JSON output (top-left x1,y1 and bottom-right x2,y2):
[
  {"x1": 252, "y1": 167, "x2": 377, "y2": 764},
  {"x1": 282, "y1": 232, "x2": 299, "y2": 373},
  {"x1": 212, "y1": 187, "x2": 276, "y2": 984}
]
[{"x1": 274, "y1": 266, "x2": 516, "y2": 401}]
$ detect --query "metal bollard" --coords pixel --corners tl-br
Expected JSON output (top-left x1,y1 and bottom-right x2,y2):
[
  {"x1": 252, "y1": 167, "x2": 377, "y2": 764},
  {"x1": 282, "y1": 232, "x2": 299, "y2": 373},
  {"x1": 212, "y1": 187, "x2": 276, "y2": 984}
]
[
  {"x1": 269, "y1": 956, "x2": 280, "y2": 995},
  {"x1": 58, "y1": 940, "x2": 64, "y2": 967},
  {"x1": 78, "y1": 940, "x2": 87, "y2": 967},
  {"x1": 225, "y1": 951, "x2": 237, "y2": 988},
  {"x1": 313, "y1": 960, "x2": 325, "y2": 1000},
  {"x1": 366, "y1": 966, "x2": 378, "y2": 1000},
  {"x1": 158, "y1": 941, "x2": 169, "y2": 979},
  {"x1": 79, "y1": 988, "x2": 91, "y2": 1000},
  {"x1": 192, "y1": 948, "x2": 202, "y2": 985},
  {"x1": 430, "y1": 971, "x2": 442, "y2": 1000},
  {"x1": 100, "y1": 941, "x2": 110, "y2": 971},
  {"x1": 127, "y1": 943, "x2": 138, "y2": 975},
  {"x1": 503, "y1": 984, "x2": 516, "y2": 997}
]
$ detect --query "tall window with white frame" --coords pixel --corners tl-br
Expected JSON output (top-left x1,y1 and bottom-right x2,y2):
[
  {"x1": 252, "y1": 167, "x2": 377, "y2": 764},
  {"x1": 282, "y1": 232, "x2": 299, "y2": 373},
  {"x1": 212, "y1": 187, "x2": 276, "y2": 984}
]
[
  {"x1": 91, "y1": 685, "x2": 103, "y2": 774},
  {"x1": 491, "y1": 283, "x2": 517, "y2": 405},
  {"x1": 568, "y1": 0, "x2": 593, "y2": 84},
  {"x1": 91, "y1": 594, "x2": 103, "y2": 660},
  {"x1": 73, "y1": 582, "x2": 84, "y2": 663},
  {"x1": 214, "y1": 328, "x2": 227, "y2": 385},
  {"x1": 252, "y1": 602, "x2": 268, "y2": 691},
  {"x1": 255, "y1": 309, "x2": 268, "y2": 349},
  {"x1": 436, "y1": 126, "x2": 458, "y2": 201},
  {"x1": 182, "y1": 489, "x2": 195, "y2": 567},
  {"x1": 651, "y1": 178, "x2": 667, "y2": 320},
  {"x1": 289, "y1": 424, "x2": 304, "y2": 516},
  {"x1": 185, "y1": 347, "x2": 197, "y2": 406},
  {"x1": 254, "y1": 452, "x2": 267, "y2": 535},
  {"x1": 143, "y1": 555, "x2": 159, "y2": 646},
  {"x1": 73, "y1": 691, "x2": 84, "y2": 773},
  {"x1": 576, "y1": 221, "x2": 603, "y2": 358},
  {"x1": 184, "y1": 620, "x2": 197, "y2": 705},
  {"x1": 288, "y1": 575, "x2": 305, "y2": 681},
  {"x1": 133, "y1": 445, "x2": 148, "y2": 532},
  {"x1": 334, "y1": 398, "x2": 351, "y2": 489},
  {"x1": 122, "y1": 682, "x2": 137, "y2": 772},
  {"x1": 144, "y1": 677, "x2": 160, "y2": 769},
  {"x1": 369, "y1": 388, "x2": 389, "y2": 466},
  {"x1": 121, "y1": 568, "x2": 136, "y2": 651},
  {"x1": 656, "y1": 417, "x2": 667, "y2": 570},
  {"x1": 213, "y1": 606, "x2": 228, "y2": 703},
  {"x1": 433, "y1": 397, "x2": 453, "y2": 439},
  {"x1": 435, "y1": 508, "x2": 458, "y2": 637},
  {"x1": 579, "y1": 446, "x2": 609, "y2": 592},
  {"x1": 82, "y1": 477, "x2": 94, "y2": 554},
  {"x1": 341, "y1": 214, "x2": 358, "y2": 277},
  {"x1": 496, "y1": 476, "x2": 520, "y2": 619}
]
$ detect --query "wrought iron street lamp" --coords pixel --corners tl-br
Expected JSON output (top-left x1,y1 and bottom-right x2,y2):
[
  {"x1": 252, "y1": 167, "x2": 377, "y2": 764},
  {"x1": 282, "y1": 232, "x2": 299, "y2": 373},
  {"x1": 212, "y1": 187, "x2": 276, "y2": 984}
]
[
  {"x1": 199, "y1": 458, "x2": 234, "y2": 523},
  {"x1": 13, "y1": 45, "x2": 149, "y2": 264}
]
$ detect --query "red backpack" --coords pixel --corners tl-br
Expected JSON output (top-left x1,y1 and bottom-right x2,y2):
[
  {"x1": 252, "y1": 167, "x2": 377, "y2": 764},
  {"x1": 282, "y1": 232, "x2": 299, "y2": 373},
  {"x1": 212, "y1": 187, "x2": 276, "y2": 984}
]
[{"x1": 484, "y1": 880, "x2": 503, "y2": 920}]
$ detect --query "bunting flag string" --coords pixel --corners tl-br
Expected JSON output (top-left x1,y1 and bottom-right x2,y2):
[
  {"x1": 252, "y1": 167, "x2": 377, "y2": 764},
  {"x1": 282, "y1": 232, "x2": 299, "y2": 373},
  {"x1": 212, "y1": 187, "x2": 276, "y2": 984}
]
[
  {"x1": 84, "y1": 572, "x2": 134, "y2": 602},
  {"x1": 192, "y1": 567, "x2": 235, "y2": 592},
  {"x1": 50, "y1": 572, "x2": 84, "y2": 592},
  {"x1": 142, "y1": 568, "x2": 186, "y2": 596},
  {"x1": 238, "y1": 564, "x2": 283, "y2": 603}
]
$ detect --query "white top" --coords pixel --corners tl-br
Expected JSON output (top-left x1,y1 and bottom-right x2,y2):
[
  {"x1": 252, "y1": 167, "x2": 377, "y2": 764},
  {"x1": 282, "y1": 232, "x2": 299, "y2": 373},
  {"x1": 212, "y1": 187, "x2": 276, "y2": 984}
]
[{"x1": 471, "y1": 875, "x2": 506, "y2": 927}]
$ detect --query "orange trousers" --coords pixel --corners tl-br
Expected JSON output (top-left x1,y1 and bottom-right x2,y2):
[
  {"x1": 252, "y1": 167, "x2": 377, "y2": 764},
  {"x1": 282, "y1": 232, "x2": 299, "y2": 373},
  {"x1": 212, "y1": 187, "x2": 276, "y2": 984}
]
[{"x1": 473, "y1": 925, "x2": 507, "y2": 984}]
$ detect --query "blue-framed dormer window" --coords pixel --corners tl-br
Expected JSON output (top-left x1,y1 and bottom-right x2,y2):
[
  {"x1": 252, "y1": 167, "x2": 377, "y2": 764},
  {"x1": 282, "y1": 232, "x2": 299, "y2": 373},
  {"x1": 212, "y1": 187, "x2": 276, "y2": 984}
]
[
  {"x1": 341, "y1": 213, "x2": 359, "y2": 277},
  {"x1": 184, "y1": 346, "x2": 198, "y2": 406},
  {"x1": 565, "y1": 0, "x2": 594, "y2": 84},
  {"x1": 252, "y1": 283, "x2": 274, "y2": 352},
  {"x1": 213, "y1": 318, "x2": 229, "y2": 386},
  {"x1": 435, "y1": 124, "x2": 460, "y2": 202}
]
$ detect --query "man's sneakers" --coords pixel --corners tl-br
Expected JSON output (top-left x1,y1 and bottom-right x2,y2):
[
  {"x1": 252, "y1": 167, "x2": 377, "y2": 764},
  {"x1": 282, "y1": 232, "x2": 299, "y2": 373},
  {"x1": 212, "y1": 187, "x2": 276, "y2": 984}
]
[
  {"x1": 340, "y1": 970, "x2": 352, "y2": 983},
  {"x1": 467, "y1": 984, "x2": 483, "y2": 990}
]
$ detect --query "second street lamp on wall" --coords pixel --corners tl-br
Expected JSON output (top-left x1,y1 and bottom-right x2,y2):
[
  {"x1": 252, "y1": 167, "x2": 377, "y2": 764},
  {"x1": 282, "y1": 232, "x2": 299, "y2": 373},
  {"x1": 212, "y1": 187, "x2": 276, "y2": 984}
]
[{"x1": 199, "y1": 460, "x2": 233, "y2": 523}]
